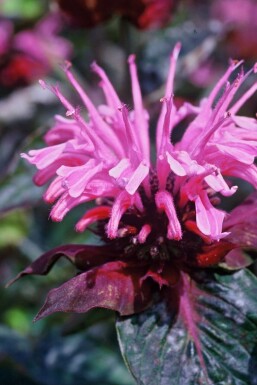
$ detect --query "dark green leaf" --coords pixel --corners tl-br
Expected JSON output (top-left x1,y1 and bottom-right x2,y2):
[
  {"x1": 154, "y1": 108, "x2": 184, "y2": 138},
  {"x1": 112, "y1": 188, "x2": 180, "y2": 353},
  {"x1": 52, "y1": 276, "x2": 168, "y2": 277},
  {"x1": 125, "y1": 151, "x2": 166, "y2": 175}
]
[
  {"x1": 0, "y1": 173, "x2": 43, "y2": 214},
  {"x1": 0, "y1": 0, "x2": 45, "y2": 18},
  {"x1": 221, "y1": 249, "x2": 254, "y2": 270},
  {"x1": 0, "y1": 326, "x2": 38, "y2": 385},
  {"x1": 117, "y1": 269, "x2": 257, "y2": 385},
  {"x1": 0, "y1": 210, "x2": 28, "y2": 247},
  {"x1": 0, "y1": 324, "x2": 135, "y2": 385},
  {"x1": 225, "y1": 192, "x2": 257, "y2": 251}
]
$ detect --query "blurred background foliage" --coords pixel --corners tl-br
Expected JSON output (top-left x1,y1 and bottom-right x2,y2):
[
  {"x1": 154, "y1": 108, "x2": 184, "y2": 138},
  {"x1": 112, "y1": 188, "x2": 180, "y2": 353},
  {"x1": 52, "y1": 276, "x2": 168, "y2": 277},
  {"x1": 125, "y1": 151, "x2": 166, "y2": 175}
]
[{"x1": 0, "y1": 0, "x2": 257, "y2": 383}]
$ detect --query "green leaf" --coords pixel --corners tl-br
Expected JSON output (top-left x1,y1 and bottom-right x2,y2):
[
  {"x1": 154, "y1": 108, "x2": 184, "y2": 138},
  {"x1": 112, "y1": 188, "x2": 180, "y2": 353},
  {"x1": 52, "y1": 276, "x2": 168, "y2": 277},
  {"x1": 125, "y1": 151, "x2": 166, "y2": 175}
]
[
  {"x1": 116, "y1": 269, "x2": 257, "y2": 385},
  {"x1": 0, "y1": 173, "x2": 43, "y2": 214},
  {"x1": 0, "y1": 0, "x2": 45, "y2": 19},
  {"x1": 3, "y1": 308, "x2": 31, "y2": 334},
  {"x1": 0, "y1": 210, "x2": 28, "y2": 247}
]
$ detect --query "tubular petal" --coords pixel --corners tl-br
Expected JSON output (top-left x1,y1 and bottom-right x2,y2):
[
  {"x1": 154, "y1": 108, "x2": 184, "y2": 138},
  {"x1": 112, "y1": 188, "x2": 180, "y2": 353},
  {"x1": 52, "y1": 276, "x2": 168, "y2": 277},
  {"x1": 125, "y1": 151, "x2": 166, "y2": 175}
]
[
  {"x1": 107, "y1": 191, "x2": 133, "y2": 239},
  {"x1": 155, "y1": 191, "x2": 182, "y2": 240},
  {"x1": 128, "y1": 54, "x2": 150, "y2": 161},
  {"x1": 76, "y1": 206, "x2": 111, "y2": 232},
  {"x1": 138, "y1": 224, "x2": 152, "y2": 243}
]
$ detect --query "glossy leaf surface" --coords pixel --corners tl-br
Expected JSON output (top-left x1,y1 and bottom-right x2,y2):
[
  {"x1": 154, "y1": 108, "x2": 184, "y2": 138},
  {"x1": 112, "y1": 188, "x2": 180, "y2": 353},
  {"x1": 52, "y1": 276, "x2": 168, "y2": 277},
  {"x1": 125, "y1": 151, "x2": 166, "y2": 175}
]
[{"x1": 117, "y1": 269, "x2": 257, "y2": 385}]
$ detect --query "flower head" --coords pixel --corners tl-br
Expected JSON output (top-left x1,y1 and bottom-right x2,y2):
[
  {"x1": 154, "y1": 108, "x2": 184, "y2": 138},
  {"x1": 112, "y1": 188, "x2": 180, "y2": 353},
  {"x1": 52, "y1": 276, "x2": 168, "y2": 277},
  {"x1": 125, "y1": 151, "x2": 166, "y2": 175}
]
[
  {"x1": 15, "y1": 43, "x2": 257, "y2": 320},
  {"x1": 23, "y1": 43, "x2": 257, "y2": 244}
]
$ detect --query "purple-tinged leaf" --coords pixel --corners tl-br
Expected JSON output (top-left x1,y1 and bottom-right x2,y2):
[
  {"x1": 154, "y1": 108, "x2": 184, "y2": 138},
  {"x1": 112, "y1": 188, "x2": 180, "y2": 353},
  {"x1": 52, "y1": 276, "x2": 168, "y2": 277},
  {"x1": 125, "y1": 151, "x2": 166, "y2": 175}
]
[
  {"x1": 7, "y1": 244, "x2": 119, "y2": 286},
  {"x1": 225, "y1": 191, "x2": 257, "y2": 250},
  {"x1": 141, "y1": 262, "x2": 180, "y2": 288},
  {"x1": 221, "y1": 248, "x2": 254, "y2": 270},
  {"x1": 196, "y1": 241, "x2": 234, "y2": 267},
  {"x1": 34, "y1": 261, "x2": 154, "y2": 320},
  {"x1": 117, "y1": 269, "x2": 257, "y2": 385}
]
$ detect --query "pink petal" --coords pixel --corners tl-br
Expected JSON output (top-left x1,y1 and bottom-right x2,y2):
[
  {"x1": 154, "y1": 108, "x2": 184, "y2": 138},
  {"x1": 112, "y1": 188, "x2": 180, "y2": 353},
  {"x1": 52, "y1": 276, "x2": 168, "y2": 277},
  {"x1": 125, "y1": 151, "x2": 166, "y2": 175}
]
[
  {"x1": 138, "y1": 224, "x2": 152, "y2": 243},
  {"x1": 155, "y1": 191, "x2": 182, "y2": 240},
  {"x1": 128, "y1": 54, "x2": 150, "y2": 161},
  {"x1": 109, "y1": 158, "x2": 130, "y2": 178},
  {"x1": 166, "y1": 152, "x2": 186, "y2": 176},
  {"x1": 76, "y1": 206, "x2": 111, "y2": 232},
  {"x1": 107, "y1": 191, "x2": 132, "y2": 239},
  {"x1": 21, "y1": 143, "x2": 66, "y2": 169},
  {"x1": 125, "y1": 161, "x2": 149, "y2": 195}
]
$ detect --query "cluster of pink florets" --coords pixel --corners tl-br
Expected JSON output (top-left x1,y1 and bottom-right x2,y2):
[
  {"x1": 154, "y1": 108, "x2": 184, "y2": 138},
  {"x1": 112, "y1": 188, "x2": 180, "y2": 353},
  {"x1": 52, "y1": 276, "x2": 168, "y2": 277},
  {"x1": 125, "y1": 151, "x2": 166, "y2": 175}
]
[{"x1": 22, "y1": 43, "x2": 257, "y2": 243}]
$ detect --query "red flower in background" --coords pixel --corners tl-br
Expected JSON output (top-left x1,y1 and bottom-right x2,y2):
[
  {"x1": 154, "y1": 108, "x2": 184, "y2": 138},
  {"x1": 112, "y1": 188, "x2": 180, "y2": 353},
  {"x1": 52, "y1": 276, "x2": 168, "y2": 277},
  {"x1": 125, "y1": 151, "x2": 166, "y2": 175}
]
[
  {"x1": 212, "y1": 0, "x2": 257, "y2": 60},
  {"x1": 0, "y1": 13, "x2": 72, "y2": 88},
  {"x1": 55, "y1": 0, "x2": 177, "y2": 29}
]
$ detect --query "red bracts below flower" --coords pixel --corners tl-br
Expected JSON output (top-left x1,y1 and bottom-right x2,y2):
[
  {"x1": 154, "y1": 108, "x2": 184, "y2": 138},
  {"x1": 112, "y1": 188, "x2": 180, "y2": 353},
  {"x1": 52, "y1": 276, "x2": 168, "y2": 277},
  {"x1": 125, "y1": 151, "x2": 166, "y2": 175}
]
[{"x1": 9, "y1": 191, "x2": 257, "y2": 320}]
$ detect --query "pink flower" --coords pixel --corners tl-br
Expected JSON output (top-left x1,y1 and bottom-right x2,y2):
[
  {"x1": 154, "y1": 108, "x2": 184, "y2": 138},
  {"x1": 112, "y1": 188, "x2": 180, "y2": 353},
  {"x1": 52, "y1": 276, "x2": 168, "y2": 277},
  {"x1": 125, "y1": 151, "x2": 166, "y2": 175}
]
[
  {"x1": 22, "y1": 43, "x2": 257, "y2": 245},
  {"x1": 211, "y1": 0, "x2": 257, "y2": 59},
  {"x1": 12, "y1": 48, "x2": 257, "y2": 379},
  {"x1": 0, "y1": 19, "x2": 13, "y2": 56},
  {"x1": 0, "y1": 13, "x2": 72, "y2": 87},
  {"x1": 13, "y1": 13, "x2": 72, "y2": 70}
]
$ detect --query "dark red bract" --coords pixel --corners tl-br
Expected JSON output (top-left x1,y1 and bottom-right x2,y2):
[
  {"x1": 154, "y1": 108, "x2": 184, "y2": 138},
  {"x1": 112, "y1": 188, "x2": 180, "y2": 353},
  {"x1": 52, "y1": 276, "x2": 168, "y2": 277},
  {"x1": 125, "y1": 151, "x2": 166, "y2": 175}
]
[
  {"x1": 9, "y1": 192, "x2": 257, "y2": 320},
  {"x1": 55, "y1": 0, "x2": 177, "y2": 29}
]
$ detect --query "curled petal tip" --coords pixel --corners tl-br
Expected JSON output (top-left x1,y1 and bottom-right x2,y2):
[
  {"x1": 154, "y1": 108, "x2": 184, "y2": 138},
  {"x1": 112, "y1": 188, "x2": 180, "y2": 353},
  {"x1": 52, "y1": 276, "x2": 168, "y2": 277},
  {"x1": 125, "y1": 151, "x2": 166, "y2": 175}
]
[
  {"x1": 90, "y1": 61, "x2": 100, "y2": 73},
  {"x1": 172, "y1": 42, "x2": 182, "y2": 58},
  {"x1": 228, "y1": 58, "x2": 244, "y2": 69},
  {"x1": 60, "y1": 60, "x2": 72, "y2": 72},
  {"x1": 50, "y1": 212, "x2": 63, "y2": 222},
  {"x1": 128, "y1": 54, "x2": 136, "y2": 64},
  {"x1": 224, "y1": 111, "x2": 232, "y2": 118},
  {"x1": 39, "y1": 79, "x2": 47, "y2": 89},
  {"x1": 118, "y1": 104, "x2": 127, "y2": 112},
  {"x1": 75, "y1": 224, "x2": 82, "y2": 233},
  {"x1": 66, "y1": 109, "x2": 75, "y2": 117}
]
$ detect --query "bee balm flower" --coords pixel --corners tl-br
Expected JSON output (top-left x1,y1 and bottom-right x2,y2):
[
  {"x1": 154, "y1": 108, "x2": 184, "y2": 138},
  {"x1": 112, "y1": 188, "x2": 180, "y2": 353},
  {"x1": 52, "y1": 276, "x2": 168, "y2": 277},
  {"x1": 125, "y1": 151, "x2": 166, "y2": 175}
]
[{"x1": 15, "y1": 43, "x2": 257, "y2": 320}]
